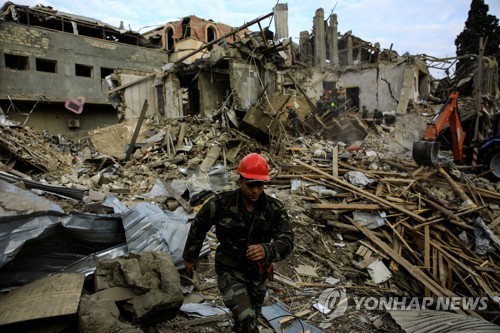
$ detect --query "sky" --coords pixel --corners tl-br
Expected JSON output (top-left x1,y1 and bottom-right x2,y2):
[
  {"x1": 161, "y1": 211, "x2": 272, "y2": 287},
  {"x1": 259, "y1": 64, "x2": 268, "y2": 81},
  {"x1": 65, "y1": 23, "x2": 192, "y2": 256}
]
[{"x1": 9, "y1": 0, "x2": 500, "y2": 77}]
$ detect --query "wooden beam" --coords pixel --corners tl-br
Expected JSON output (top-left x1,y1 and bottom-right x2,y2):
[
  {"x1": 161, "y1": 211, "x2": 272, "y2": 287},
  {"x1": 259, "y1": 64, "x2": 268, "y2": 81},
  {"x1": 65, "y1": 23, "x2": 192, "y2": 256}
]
[
  {"x1": 307, "y1": 203, "x2": 388, "y2": 210},
  {"x1": 161, "y1": 180, "x2": 193, "y2": 213},
  {"x1": 332, "y1": 145, "x2": 338, "y2": 177},
  {"x1": 161, "y1": 313, "x2": 232, "y2": 330},
  {"x1": 124, "y1": 99, "x2": 148, "y2": 161},
  {"x1": 345, "y1": 217, "x2": 458, "y2": 299},
  {"x1": 436, "y1": 165, "x2": 476, "y2": 208},
  {"x1": 296, "y1": 159, "x2": 426, "y2": 222}
]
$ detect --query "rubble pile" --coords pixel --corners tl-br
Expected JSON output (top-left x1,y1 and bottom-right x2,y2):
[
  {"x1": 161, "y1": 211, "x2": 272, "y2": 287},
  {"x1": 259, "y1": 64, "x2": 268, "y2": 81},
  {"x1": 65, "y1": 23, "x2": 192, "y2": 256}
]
[
  {"x1": 0, "y1": 122, "x2": 73, "y2": 176},
  {"x1": 0, "y1": 102, "x2": 499, "y2": 333}
]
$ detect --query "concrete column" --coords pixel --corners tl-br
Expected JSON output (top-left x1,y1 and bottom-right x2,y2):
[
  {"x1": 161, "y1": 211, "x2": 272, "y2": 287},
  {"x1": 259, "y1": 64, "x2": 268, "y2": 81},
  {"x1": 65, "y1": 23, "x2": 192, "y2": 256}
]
[
  {"x1": 347, "y1": 34, "x2": 353, "y2": 66},
  {"x1": 313, "y1": 8, "x2": 326, "y2": 69},
  {"x1": 329, "y1": 14, "x2": 339, "y2": 67},
  {"x1": 273, "y1": 3, "x2": 288, "y2": 40},
  {"x1": 374, "y1": 42, "x2": 381, "y2": 63},
  {"x1": 299, "y1": 31, "x2": 310, "y2": 64}
]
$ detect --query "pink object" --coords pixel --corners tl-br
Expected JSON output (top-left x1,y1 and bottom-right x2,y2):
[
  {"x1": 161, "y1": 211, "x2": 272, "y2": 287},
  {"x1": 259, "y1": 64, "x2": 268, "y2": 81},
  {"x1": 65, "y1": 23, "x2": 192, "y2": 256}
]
[
  {"x1": 65, "y1": 97, "x2": 85, "y2": 114},
  {"x1": 346, "y1": 145, "x2": 363, "y2": 152}
]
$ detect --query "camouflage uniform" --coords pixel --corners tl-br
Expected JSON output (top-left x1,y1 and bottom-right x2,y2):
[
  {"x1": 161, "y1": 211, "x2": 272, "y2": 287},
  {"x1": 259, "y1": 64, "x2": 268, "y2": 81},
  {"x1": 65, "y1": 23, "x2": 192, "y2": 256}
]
[
  {"x1": 287, "y1": 107, "x2": 299, "y2": 137},
  {"x1": 183, "y1": 189, "x2": 294, "y2": 333}
]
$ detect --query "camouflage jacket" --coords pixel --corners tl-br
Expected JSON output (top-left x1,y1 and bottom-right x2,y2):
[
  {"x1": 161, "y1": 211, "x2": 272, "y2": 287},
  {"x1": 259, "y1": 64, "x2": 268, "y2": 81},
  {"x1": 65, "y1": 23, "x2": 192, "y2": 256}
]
[{"x1": 183, "y1": 189, "x2": 294, "y2": 276}]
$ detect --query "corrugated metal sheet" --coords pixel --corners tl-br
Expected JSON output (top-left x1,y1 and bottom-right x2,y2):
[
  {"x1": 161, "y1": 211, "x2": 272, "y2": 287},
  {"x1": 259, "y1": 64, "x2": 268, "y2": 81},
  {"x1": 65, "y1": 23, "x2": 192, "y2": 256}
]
[
  {"x1": 122, "y1": 202, "x2": 209, "y2": 269},
  {"x1": 0, "y1": 171, "x2": 86, "y2": 201},
  {"x1": 389, "y1": 309, "x2": 500, "y2": 332},
  {"x1": 61, "y1": 243, "x2": 128, "y2": 277}
]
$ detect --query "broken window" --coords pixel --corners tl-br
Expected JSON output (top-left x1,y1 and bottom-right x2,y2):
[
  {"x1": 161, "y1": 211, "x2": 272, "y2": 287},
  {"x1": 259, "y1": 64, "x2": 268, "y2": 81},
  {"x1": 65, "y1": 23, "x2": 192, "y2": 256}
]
[
  {"x1": 182, "y1": 17, "x2": 191, "y2": 39},
  {"x1": 36, "y1": 58, "x2": 57, "y2": 73},
  {"x1": 165, "y1": 27, "x2": 174, "y2": 52},
  {"x1": 100, "y1": 67, "x2": 115, "y2": 79},
  {"x1": 75, "y1": 64, "x2": 93, "y2": 77},
  {"x1": 4, "y1": 54, "x2": 29, "y2": 70},
  {"x1": 207, "y1": 26, "x2": 217, "y2": 43}
]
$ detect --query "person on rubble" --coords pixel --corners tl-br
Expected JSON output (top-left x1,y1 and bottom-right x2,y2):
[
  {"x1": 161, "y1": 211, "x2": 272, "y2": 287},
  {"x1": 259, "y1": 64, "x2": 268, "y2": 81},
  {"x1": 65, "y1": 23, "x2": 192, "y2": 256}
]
[
  {"x1": 322, "y1": 95, "x2": 330, "y2": 113},
  {"x1": 285, "y1": 103, "x2": 299, "y2": 137},
  {"x1": 315, "y1": 97, "x2": 324, "y2": 115},
  {"x1": 183, "y1": 153, "x2": 294, "y2": 333},
  {"x1": 329, "y1": 99, "x2": 339, "y2": 117}
]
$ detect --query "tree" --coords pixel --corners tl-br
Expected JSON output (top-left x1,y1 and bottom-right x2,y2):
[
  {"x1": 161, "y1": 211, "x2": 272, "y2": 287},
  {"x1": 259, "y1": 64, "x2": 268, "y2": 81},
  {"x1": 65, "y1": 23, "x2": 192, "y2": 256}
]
[{"x1": 455, "y1": 0, "x2": 499, "y2": 74}]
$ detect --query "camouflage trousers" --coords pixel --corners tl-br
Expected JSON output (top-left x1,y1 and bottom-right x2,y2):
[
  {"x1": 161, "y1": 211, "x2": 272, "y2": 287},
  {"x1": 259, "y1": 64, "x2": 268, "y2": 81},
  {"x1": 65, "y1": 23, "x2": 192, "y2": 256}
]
[{"x1": 217, "y1": 270, "x2": 267, "y2": 333}]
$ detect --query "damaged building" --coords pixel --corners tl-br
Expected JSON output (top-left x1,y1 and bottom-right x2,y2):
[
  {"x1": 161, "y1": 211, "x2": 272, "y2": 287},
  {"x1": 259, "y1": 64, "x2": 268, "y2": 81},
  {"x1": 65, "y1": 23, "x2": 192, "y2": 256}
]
[
  {"x1": 0, "y1": 1, "x2": 462, "y2": 144},
  {"x1": 1, "y1": 1, "x2": 500, "y2": 333},
  {"x1": 0, "y1": 1, "x2": 170, "y2": 135}
]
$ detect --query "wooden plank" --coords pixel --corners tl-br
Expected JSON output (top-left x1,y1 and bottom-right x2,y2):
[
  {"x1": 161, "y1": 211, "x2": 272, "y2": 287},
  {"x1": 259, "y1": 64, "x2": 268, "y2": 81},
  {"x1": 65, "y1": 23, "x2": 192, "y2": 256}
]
[
  {"x1": 273, "y1": 274, "x2": 299, "y2": 289},
  {"x1": 490, "y1": 216, "x2": 500, "y2": 230},
  {"x1": 436, "y1": 165, "x2": 476, "y2": 208},
  {"x1": 352, "y1": 256, "x2": 378, "y2": 269},
  {"x1": 0, "y1": 273, "x2": 84, "y2": 326},
  {"x1": 345, "y1": 218, "x2": 457, "y2": 298},
  {"x1": 424, "y1": 225, "x2": 431, "y2": 298},
  {"x1": 424, "y1": 225, "x2": 431, "y2": 272},
  {"x1": 161, "y1": 180, "x2": 193, "y2": 213},
  {"x1": 296, "y1": 159, "x2": 426, "y2": 222},
  {"x1": 389, "y1": 224, "x2": 403, "y2": 272},
  {"x1": 176, "y1": 122, "x2": 187, "y2": 149},
  {"x1": 124, "y1": 99, "x2": 148, "y2": 161},
  {"x1": 162, "y1": 313, "x2": 232, "y2": 329},
  {"x1": 200, "y1": 144, "x2": 222, "y2": 173},
  {"x1": 358, "y1": 240, "x2": 390, "y2": 260},
  {"x1": 375, "y1": 183, "x2": 384, "y2": 197},
  {"x1": 332, "y1": 145, "x2": 338, "y2": 177},
  {"x1": 380, "y1": 178, "x2": 415, "y2": 184},
  {"x1": 438, "y1": 253, "x2": 447, "y2": 288},
  {"x1": 278, "y1": 309, "x2": 312, "y2": 324},
  {"x1": 307, "y1": 203, "x2": 387, "y2": 210},
  {"x1": 326, "y1": 221, "x2": 385, "y2": 238},
  {"x1": 420, "y1": 196, "x2": 463, "y2": 223}
]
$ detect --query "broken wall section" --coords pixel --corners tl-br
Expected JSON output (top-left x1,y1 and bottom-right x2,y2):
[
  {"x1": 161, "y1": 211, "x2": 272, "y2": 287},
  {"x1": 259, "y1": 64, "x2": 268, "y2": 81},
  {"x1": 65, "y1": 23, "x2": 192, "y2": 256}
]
[{"x1": 230, "y1": 60, "x2": 276, "y2": 111}]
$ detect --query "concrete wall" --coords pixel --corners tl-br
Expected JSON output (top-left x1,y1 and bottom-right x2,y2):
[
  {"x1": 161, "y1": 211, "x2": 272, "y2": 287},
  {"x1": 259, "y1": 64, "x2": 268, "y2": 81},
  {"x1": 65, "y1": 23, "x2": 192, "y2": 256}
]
[
  {"x1": 120, "y1": 74, "x2": 158, "y2": 119},
  {"x1": 295, "y1": 61, "x2": 432, "y2": 115},
  {"x1": 230, "y1": 61, "x2": 275, "y2": 110},
  {"x1": 0, "y1": 21, "x2": 168, "y2": 103},
  {"x1": 164, "y1": 74, "x2": 183, "y2": 118},
  {"x1": 199, "y1": 72, "x2": 229, "y2": 117},
  {"x1": 169, "y1": 38, "x2": 205, "y2": 65},
  {"x1": 5, "y1": 102, "x2": 117, "y2": 138}
]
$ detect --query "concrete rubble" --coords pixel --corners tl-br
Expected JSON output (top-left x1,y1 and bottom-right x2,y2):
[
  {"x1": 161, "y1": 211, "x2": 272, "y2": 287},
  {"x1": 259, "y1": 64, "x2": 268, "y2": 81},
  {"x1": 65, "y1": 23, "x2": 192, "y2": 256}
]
[{"x1": 0, "y1": 2, "x2": 499, "y2": 333}]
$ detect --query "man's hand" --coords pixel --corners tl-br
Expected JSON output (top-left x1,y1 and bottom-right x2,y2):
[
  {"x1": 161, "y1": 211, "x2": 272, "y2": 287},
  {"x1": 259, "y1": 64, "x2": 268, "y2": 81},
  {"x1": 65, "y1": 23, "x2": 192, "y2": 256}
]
[
  {"x1": 246, "y1": 244, "x2": 266, "y2": 262},
  {"x1": 184, "y1": 259, "x2": 197, "y2": 273}
]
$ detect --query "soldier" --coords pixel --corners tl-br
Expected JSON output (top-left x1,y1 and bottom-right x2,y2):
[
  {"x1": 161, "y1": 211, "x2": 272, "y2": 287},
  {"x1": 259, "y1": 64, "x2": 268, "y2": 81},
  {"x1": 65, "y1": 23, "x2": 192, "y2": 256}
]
[
  {"x1": 285, "y1": 103, "x2": 299, "y2": 137},
  {"x1": 183, "y1": 153, "x2": 294, "y2": 333}
]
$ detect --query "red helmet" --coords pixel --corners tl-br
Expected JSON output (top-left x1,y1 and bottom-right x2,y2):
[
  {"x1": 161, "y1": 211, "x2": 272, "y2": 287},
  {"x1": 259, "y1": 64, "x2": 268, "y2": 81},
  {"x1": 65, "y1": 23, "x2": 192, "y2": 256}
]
[
  {"x1": 237, "y1": 153, "x2": 270, "y2": 181},
  {"x1": 285, "y1": 103, "x2": 292, "y2": 109}
]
